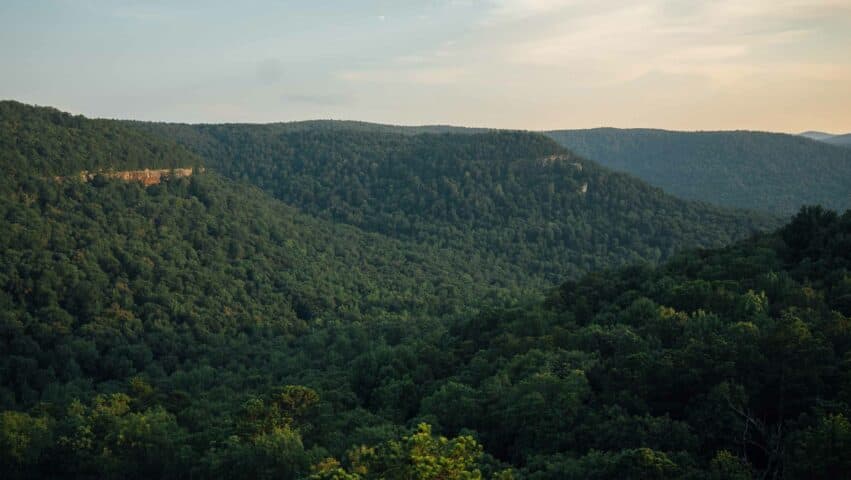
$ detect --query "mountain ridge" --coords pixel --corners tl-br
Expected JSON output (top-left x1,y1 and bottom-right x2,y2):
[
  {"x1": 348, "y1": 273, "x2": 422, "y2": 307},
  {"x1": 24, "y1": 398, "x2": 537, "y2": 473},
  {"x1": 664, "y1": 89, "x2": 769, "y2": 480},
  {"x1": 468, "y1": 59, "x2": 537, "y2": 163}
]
[
  {"x1": 824, "y1": 132, "x2": 851, "y2": 147},
  {"x1": 799, "y1": 130, "x2": 837, "y2": 141},
  {"x1": 1, "y1": 100, "x2": 848, "y2": 479},
  {"x1": 130, "y1": 117, "x2": 777, "y2": 281},
  {"x1": 546, "y1": 127, "x2": 851, "y2": 214}
]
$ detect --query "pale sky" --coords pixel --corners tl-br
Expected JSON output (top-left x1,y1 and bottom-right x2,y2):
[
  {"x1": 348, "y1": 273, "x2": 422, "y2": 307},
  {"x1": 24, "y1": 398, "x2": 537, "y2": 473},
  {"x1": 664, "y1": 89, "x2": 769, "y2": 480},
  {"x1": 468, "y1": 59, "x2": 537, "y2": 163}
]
[{"x1": 2, "y1": 0, "x2": 850, "y2": 132}]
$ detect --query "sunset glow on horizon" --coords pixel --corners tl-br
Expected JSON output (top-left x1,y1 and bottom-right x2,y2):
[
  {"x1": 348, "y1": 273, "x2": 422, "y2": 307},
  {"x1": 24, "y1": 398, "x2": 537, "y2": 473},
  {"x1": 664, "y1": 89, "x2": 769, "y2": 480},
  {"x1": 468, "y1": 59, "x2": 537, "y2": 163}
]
[{"x1": 2, "y1": 0, "x2": 850, "y2": 132}]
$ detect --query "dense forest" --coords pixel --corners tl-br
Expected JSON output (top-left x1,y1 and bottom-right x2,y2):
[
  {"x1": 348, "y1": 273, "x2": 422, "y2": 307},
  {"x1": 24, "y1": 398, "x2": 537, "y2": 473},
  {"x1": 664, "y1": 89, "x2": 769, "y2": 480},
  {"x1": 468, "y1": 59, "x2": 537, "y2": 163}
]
[
  {"x1": 546, "y1": 128, "x2": 851, "y2": 215},
  {"x1": 823, "y1": 133, "x2": 851, "y2": 147},
  {"x1": 801, "y1": 131, "x2": 851, "y2": 147},
  {"x1": 132, "y1": 119, "x2": 775, "y2": 281},
  {"x1": 0, "y1": 101, "x2": 201, "y2": 177},
  {"x1": 3, "y1": 102, "x2": 850, "y2": 478}
]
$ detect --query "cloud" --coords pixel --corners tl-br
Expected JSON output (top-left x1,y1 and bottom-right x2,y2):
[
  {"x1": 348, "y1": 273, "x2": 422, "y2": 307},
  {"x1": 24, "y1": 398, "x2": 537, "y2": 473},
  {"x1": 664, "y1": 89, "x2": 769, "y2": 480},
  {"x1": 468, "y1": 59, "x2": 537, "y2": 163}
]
[
  {"x1": 333, "y1": 0, "x2": 848, "y2": 130},
  {"x1": 38, "y1": 0, "x2": 850, "y2": 130},
  {"x1": 108, "y1": 3, "x2": 183, "y2": 22},
  {"x1": 328, "y1": 0, "x2": 849, "y2": 120},
  {"x1": 112, "y1": 9, "x2": 170, "y2": 22},
  {"x1": 709, "y1": 0, "x2": 851, "y2": 18},
  {"x1": 496, "y1": 0, "x2": 850, "y2": 87},
  {"x1": 484, "y1": 0, "x2": 578, "y2": 23},
  {"x1": 257, "y1": 59, "x2": 284, "y2": 84},
  {"x1": 281, "y1": 93, "x2": 350, "y2": 106},
  {"x1": 340, "y1": 66, "x2": 470, "y2": 86}
]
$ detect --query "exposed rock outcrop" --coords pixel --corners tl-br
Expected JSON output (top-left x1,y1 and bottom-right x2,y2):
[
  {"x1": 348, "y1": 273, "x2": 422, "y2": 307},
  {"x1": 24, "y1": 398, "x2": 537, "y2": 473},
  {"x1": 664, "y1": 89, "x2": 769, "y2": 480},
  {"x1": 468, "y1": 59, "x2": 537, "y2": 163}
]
[{"x1": 58, "y1": 167, "x2": 202, "y2": 186}]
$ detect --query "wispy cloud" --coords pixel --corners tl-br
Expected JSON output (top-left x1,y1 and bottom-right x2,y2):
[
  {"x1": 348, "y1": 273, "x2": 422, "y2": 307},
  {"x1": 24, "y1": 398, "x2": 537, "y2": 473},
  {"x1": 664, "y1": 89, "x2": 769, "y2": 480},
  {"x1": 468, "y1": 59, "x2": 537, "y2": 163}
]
[
  {"x1": 6, "y1": 0, "x2": 850, "y2": 130},
  {"x1": 256, "y1": 58, "x2": 284, "y2": 84},
  {"x1": 484, "y1": 0, "x2": 577, "y2": 22},
  {"x1": 112, "y1": 9, "x2": 171, "y2": 22},
  {"x1": 282, "y1": 93, "x2": 350, "y2": 106},
  {"x1": 340, "y1": 66, "x2": 469, "y2": 86},
  {"x1": 498, "y1": 0, "x2": 850, "y2": 86}
]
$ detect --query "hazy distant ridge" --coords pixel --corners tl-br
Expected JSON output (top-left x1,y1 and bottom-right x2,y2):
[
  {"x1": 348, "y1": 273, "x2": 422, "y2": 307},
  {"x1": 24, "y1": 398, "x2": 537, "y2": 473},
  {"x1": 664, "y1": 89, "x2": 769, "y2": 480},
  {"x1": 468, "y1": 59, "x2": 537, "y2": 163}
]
[{"x1": 547, "y1": 127, "x2": 851, "y2": 214}]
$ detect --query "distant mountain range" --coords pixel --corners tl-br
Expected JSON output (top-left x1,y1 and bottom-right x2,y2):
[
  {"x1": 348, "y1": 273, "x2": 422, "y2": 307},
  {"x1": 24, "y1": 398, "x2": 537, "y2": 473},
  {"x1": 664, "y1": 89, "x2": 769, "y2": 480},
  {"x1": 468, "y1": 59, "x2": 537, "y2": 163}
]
[
  {"x1": 799, "y1": 130, "x2": 838, "y2": 141},
  {"x1": 128, "y1": 116, "x2": 774, "y2": 281},
  {"x1": 2, "y1": 100, "x2": 848, "y2": 479},
  {"x1": 799, "y1": 130, "x2": 851, "y2": 146},
  {"x1": 546, "y1": 128, "x2": 851, "y2": 215}
]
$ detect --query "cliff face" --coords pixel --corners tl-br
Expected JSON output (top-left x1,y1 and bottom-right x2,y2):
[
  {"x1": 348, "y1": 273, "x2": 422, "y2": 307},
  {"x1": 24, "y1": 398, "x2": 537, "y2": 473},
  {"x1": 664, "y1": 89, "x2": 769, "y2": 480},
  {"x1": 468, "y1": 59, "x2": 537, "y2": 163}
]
[{"x1": 70, "y1": 167, "x2": 200, "y2": 186}]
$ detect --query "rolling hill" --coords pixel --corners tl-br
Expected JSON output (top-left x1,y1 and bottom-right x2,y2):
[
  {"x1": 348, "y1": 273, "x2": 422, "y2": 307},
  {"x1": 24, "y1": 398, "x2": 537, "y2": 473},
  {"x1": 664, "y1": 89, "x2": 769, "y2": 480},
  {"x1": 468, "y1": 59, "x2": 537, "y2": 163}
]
[
  {"x1": 546, "y1": 128, "x2": 851, "y2": 215},
  {"x1": 0, "y1": 101, "x2": 201, "y2": 177},
  {"x1": 798, "y1": 130, "x2": 837, "y2": 141},
  {"x1": 824, "y1": 133, "x2": 851, "y2": 147},
  {"x1": 799, "y1": 130, "x2": 851, "y2": 147},
  {"x1": 131, "y1": 120, "x2": 777, "y2": 281},
  {"x1": 5, "y1": 103, "x2": 595, "y2": 327},
  {"x1": 1, "y1": 101, "x2": 848, "y2": 477}
]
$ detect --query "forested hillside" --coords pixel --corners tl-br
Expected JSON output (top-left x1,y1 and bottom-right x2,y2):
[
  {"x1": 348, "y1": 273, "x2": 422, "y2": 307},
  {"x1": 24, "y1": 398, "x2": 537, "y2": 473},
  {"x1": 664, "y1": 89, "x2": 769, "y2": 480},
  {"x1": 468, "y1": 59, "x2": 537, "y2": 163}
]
[
  {"x1": 800, "y1": 131, "x2": 851, "y2": 147},
  {"x1": 0, "y1": 101, "x2": 201, "y2": 177},
  {"x1": 3, "y1": 176, "x2": 850, "y2": 477},
  {"x1": 825, "y1": 133, "x2": 851, "y2": 147},
  {"x1": 0, "y1": 107, "x2": 526, "y2": 478},
  {"x1": 5, "y1": 103, "x2": 847, "y2": 479},
  {"x1": 799, "y1": 131, "x2": 836, "y2": 141},
  {"x1": 133, "y1": 121, "x2": 775, "y2": 280},
  {"x1": 546, "y1": 128, "x2": 851, "y2": 214}
]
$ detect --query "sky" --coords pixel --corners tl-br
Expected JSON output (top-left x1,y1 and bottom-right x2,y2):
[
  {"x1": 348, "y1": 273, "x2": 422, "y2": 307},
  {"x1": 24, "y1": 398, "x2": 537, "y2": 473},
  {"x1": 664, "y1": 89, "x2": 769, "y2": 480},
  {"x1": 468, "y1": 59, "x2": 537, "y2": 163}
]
[{"x1": 2, "y1": 0, "x2": 850, "y2": 132}]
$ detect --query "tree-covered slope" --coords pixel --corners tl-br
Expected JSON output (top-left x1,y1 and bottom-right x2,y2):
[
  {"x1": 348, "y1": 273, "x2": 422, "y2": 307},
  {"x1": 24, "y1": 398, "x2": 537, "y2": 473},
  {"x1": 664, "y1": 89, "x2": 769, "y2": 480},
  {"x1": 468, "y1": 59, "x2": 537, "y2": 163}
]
[
  {"x1": 0, "y1": 174, "x2": 507, "y2": 478},
  {"x1": 546, "y1": 128, "x2": 851, "y2": 215},
  {"x1": 11, "y1": 102, "x2": 843, "y2": 479},
  {"x1": 799, "y1": 131, "x2": 851, "y2": 147},
  {"x1": 298, "y1": 206, "x2": 851, "y2": 479},
  {"x1": 798, "y1": 130, "x2": 837, "y2": 141},
  {"x1": 419, "y1": 205, "x2": 851, "y2": 479},
  {"x1": 128, "y1": 118, "x2": 489, "y2": 138},
  {"x1": 0, "y1": 101, "x2": 201, "y2": 176},
  {"x1": 0, "y1": 103, "x2": 540, "y2": 479},
  {"x1": 134, "y1": 121, "x2": 776, "y2": 281},
  {"x1": 825, "y1": 132, "x2": 851, "y2": 147},
  {"x1": 3, "y1": 188, "x2": 849, "y2": 478},
  {"x1": 2, "y1": 173, "x2": 512, "y2": 349}
]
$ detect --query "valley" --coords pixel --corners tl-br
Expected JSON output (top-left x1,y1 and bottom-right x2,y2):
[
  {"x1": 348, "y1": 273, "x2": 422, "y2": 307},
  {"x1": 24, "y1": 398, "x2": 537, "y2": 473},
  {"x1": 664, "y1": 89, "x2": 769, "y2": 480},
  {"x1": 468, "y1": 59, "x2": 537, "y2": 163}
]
[
  {"x1": 3, "y1": 1, "x2": 850, "y2": 477},
  {"x1": 546, "y1": 128, "x2": 851, "y2": 215},
  {"x1": 0, "y1": 102, "x2": 848, "y2": 480}
]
